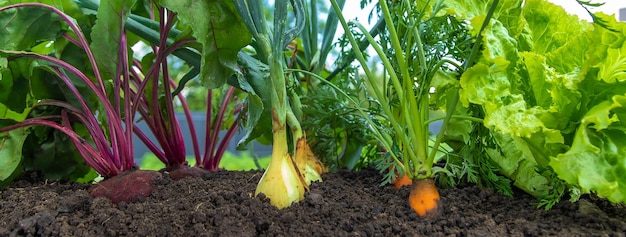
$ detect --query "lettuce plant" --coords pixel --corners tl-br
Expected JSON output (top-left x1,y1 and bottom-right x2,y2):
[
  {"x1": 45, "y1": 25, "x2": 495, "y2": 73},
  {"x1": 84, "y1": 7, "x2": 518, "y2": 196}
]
[{"x1": 434, "y1": 0, "x2": 626, "y2": 207}]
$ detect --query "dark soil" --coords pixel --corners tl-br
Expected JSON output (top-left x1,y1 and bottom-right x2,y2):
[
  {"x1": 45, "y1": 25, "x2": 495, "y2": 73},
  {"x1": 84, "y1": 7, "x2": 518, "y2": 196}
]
[{"x1": 1, "y1": 169, "x2": 625, "y2": 237}]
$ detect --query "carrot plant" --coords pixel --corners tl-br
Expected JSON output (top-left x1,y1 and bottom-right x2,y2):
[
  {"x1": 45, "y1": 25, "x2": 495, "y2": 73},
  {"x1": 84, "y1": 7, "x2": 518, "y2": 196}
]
[
  {"x1": 337, "y1": 0, "x2": 626, "y2": 210},
  {"x1": 328, "y1": 0, "x2": 498, "y2": 217}
]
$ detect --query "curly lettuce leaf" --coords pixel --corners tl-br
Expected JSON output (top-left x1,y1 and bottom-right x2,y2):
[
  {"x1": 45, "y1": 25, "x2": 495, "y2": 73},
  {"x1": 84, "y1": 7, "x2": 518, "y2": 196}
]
[
  {"x1": 597, "y1": 45, "x2": 626, "y2": 84},
  {"x1": 456, "y1": 0, "x2": 594, "y2": 201},
  {"x1": 551, "y1": 94, "x2": 626, "y2": 203},
  {"x1": 559, "y1": 15, "x2": 626, "y2": 191},
  {"x1": 485, "y1": 132, "x2": 550, "y2": 197},
  {"x1": 522, "y1": 0, "x2": 590, "y2": 55}
]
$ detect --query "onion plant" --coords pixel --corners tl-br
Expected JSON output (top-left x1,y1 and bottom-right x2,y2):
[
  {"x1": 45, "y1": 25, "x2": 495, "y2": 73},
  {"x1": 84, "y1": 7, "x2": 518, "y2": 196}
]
[{"x1": 234, "y1": 0, "x2": 324, "y2": 209}]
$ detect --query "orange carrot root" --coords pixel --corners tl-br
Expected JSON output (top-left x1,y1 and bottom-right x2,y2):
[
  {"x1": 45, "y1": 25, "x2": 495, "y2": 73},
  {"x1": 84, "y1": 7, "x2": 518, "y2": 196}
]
[
  {"x1": 392, "y1": 174, "x2": 413, "y2": 189},
  {"x1": 409, "y1": 178, "x2": 440, "y2": 218},
  {"x1": 388, "y1": 165, "x2": 413, "y2": 189}
]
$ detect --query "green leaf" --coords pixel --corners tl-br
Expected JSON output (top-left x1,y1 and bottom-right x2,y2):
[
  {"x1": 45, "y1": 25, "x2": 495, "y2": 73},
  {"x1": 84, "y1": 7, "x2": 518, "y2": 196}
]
[
  {"x1": 231, "y1": 52, "x2": 271, "y2": 149},
  {"x1": 1, "y1": 0, "x2": 83, "y2": 15},
  {"x1": 485, "y1": 131, "x2": 554, "y2": 198},
  {"x1": 0, "y1": 4, "x2": 63, "y2": 51},
  {"x1": 0, "y1": 59, "x2": 31, "y2": 113},
  {"x1": 522, "y1": 0, "x2": 590, "y2": 55},
  {"x1": 0, "y1": 125, "x2": 29, "y2": 181},
  {"x1": 431, "y1": 0, "x2": 525, "y2": 38},
  {"x1": 0, "y1": 101, "x2": 33, "y2": 183},
  {"x1": 596, "y1": 47, "x2": 626, "y2": 83},
  {"x1": 0, "y1": 68, "x2": 13, "y2": 102},
  {"x1": 89, "y1": 0, "x2": 137, "y2": 76},
  {"x1": 452, "y1": 0, "x2": 596, "y2": 205},
  {"x1": 520, "y1": 52, "x2": 583, "y2": 130},
  {"x1": 21, "y1": 127, "x2": 95, "y2": 182},
  {"x1": 0, "y1": 100, "x2": 29, "y2": 123},
  {"x1": 551, "y1": 94, "x2": 626, "y2": 203},
  {"x1": 158, "y1": 0, "x2": 251, "y2": 89}
]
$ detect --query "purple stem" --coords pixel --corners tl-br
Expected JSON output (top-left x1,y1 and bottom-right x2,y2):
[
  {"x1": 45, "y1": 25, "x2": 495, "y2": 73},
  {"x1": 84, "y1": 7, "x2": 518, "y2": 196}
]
[
  {"x1": 34, "y1": 100, "x2": 113, "y2": 160},
  {"x1": 210, "y1": 118, "x2": 240, "y2": 171},
  {"x1": 202, "y1": 90, "x2": 213, "y2": 168},
  {"x1": 174, "y1": 80, "x2": 201, "y2": 166},
  {"x1": 204, "y1": 87, "x2": 237, "y2": 168},
  {"x1": 124, "y1": 8, "x2": 195, "y2": 168},
  {"x1": 11, "y1": 51, "x2": 129, "y2": 171},
  {"x1": 51, "y1": 67, "x2": 124, "y2": 167},
  {"x1": 0, "y1": 118, "x2": 118, "y2": 176},
  {"x1": 60, "y1": 111, "x2": 120, "y2": 176},
  {"x1": 128, "y1": 62, "x2": 169, "y2": 163},
  {"x1": 119, "y1": 33, "x2": 135, "y2": 169},
  {"x1": 132, "y1": 126, "x2": 167, "y2": 162}
]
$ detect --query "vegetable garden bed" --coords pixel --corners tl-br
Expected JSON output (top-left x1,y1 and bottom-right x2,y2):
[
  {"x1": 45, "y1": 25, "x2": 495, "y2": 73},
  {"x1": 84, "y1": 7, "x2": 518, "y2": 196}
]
[
  {"x1": 2, "y1": 169, "x2": 625, "y2": 236},
  {"x1": 3, "y1": 1, "x2": 626, "y2": 236}
]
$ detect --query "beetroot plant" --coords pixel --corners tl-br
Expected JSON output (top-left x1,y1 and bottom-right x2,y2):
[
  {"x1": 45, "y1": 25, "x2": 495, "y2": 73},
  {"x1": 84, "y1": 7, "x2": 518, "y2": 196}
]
[
  {"x1": 0, "y1": 2, "x2": 164, "y2": 203},
  {"x1": 0, "y1": 0, "x2": 248, "y2": 203},
  {"x1": 120, "y1": 4, "x2": 244, "y2": 179}
]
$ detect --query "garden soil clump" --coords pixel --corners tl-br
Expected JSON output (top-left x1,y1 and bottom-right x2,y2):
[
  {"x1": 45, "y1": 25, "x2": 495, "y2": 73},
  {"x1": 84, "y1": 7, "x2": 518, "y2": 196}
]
[{"x1": 1, "y1": 169, "x2": 625, "y2": 236}]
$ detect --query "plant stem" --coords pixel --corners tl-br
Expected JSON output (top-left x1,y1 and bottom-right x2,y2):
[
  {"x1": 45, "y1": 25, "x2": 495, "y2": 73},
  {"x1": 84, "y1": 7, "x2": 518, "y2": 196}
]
[
  {"x1": 286, "y1": 108, "x2": 304, "y2": 148},
  {"x1": 425, "y1": 115, "x2": 484, "y2": 125},
  {"x1": 330, "y1": 0, "x2": 400, "y2": 166},
  {"x1": 427, "y1": 0, "x2": 500, "y2": 164}
]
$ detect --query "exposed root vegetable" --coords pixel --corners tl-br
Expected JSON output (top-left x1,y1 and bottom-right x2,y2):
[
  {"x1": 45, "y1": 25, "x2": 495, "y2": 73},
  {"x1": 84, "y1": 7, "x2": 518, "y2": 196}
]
[
  {"x1": 409, "y1": 178, "x2": 440, "y2": 218},
  {"x1": 392, "y1": 174, "x2": 413, "y2": 189},
  {"x1": 388, "y1": 165, "x2": 412, "y2": 189},
  {"x1": 255, "y1": 116, "x2": 307, "y2": 209},
  {"x1": 89, "y1": 170, "x2": 162, "y2": 204},
  {"x1": 255, "y1": 151, "x2": 306, "y2": 209},
  {"x1": 167, "y1": 166, "x2": 210, "y2": 180}
]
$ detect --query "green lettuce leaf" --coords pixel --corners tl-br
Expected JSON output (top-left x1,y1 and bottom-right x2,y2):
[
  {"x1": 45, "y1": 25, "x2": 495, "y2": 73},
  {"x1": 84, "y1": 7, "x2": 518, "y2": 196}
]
[
  {"x1": 596, "y1": 46, "x2": 626, "y2": 84},
  {"x1": 455, "y1": 0, "x2": 593, "y2": 202},
  {"x1": 551, "y1": 94, "x2": 626, "y2": 203},
  {"x1": 485, "y1": 133, "x2": 550, "y2": 197},
  {"x1": 522, "y1": 0, "x2": 590, "y2": 55}
]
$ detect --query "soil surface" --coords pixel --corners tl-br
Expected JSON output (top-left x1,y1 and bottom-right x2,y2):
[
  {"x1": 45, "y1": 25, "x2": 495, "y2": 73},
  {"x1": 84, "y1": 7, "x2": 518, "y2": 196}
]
[{"x1": 1, "y1": 169, "x2": 625, "y2": 236}]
